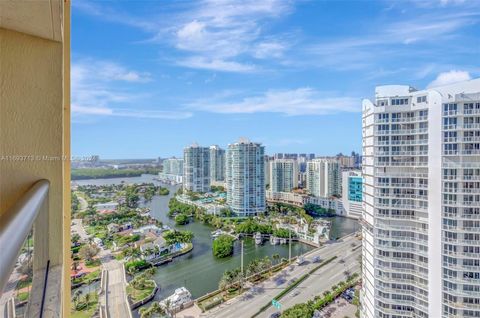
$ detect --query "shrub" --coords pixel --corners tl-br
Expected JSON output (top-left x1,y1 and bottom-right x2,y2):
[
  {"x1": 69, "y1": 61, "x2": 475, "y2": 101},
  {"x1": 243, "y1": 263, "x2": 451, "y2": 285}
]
[{"x1": 212, "y1": 235, "x2": 234, "y2": 258}]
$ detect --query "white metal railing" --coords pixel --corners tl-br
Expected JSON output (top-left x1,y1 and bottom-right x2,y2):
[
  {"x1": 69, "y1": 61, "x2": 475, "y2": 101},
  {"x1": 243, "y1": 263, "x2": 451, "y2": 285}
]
[
  {"x1": 464, "y1": 109, "x2": 480, "y2": 115},
  {"x1": 0, "y1": 180, "x2": 52, "y2": 317},
  {"x1": 462, "y1": 136, "x2": 480, "y2": 142},
  {"x1": 464, "y1": 123, "x2": 480, "y2": 129},
  {"x1": 443, "y1": 110, "x2": 458, "y2": 116}
]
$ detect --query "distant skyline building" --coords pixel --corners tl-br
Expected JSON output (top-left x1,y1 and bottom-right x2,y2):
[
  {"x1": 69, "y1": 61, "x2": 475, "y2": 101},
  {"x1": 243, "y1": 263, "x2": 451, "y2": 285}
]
[
  {"x1": 226, "y1": 139, "x2": 265, "y2": 216},
  {"x1": 183, "y1": 144, "x2": 210, "y2": 193},
  {"x1": 341, "y1": 170, "x2": 362, "y2": 219},
  {"x1": 209, "y1": 145, "x2": 225, "y2": 183},
  {"x1": 270, "y1": 159, "x2": 299, "y2": 192},
  {"x1": 162, "y1": 157, "x2": 184, "y2": 176},
  {"x1": 361, "y1": 79, "x2": 480, "y2": 318},
  {"x1": 306, "y1": 159, "x2": 340, "y2": 197}
]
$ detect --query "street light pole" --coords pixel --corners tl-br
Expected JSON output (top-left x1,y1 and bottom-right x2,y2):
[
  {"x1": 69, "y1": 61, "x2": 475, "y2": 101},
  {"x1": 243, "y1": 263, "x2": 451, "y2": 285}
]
[
  {"x1": 241, "y1": 239, "x2": 244, "y2": 275},
  {"x1": 288, "y1": 229, "x2": 291, "y2": 262},
  {"x1": 241, "y1": 239, "x2": 244, "y2": 291}
]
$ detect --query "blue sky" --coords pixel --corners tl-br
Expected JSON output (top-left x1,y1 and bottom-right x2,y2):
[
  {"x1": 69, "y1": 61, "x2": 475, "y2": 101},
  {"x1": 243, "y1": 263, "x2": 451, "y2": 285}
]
[{"x1": 72, "y1": 0, "x2": 480, "y2": 159}]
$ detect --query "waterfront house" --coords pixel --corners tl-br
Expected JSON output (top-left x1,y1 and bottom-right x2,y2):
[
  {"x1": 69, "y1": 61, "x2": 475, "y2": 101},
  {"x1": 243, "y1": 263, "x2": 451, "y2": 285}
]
[
  {"x1": 94, "y1": 201, "x2": 119, "y2": 214},
  {"x1": 107, "y1": 223, "x2": 119, "y2": 234},
  {"x1": 139, "y1": 236, "x2": 169, "y2": 261}
]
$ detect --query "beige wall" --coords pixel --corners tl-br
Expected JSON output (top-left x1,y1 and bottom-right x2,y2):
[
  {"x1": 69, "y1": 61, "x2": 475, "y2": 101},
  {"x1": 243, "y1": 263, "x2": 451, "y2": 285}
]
[{"x1": 0, "y1": 23, "x2": 70, "y2": 314}]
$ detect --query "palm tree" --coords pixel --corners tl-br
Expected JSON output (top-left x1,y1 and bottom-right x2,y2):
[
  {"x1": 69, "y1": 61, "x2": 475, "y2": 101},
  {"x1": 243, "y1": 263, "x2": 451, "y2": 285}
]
[
  {"x1": 131, "y1": 248, "x2": 142, "y2": 260},
  {"x1": 139, "y1": 307, "x2": 148, "y2": 318},
  {"x1": 84, "y1": 292, "x2": 90, "y2": 310},
  {"x1": 164, "y1": 299, "x2": 172, "y2": 317},
  {"x1": 73, "y1": 290, "x2": 82, "y2": 308},
  {"x1": 272, "y1": 254, "x2": 280, "y2": 265},
  {"x1": 144, "y1": 267, "x2": 156, "y2": 279},
  {"x1": 126, "y1": 265, "x2": 136, "y2": 277},
  {"x1": 262, "y1": 256, "x2": 272, "y2": 272},
  {"x1": 153, "y1": 245, "x2": 160, "y2": 258}
]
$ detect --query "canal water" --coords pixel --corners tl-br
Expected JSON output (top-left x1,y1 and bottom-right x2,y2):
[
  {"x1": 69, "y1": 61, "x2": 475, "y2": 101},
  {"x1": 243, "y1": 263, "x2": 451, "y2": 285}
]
[{"x1": 75, "y1": 175, "x2": 359, "y2": 302}]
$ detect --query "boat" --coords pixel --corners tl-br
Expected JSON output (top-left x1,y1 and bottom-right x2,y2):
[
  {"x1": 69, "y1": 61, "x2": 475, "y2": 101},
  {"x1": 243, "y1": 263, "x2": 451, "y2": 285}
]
[
  {"x1": 159, "y1": 287, "x2": 192, "y2": 312},
  {"x1": 270, "y1": 236, "x2": 280, "y2": 245},
  {"x1": 254, "y1": 232, "x2": 263, "y2": 245},
  {"x1": 211, "y1": 229, "x2": 223, "y2": 239}
]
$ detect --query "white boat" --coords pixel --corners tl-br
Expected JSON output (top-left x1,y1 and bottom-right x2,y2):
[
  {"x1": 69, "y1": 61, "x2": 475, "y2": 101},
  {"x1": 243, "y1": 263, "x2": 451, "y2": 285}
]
[
  {"x1": 159, "y1": 287, "x2": 192, "y2": 311},
  {"x1": 211, "y1": 229, "x2": 223, "y2": 239},
  {"x1": 270, "y1": 236, "x2": 280, "y2": 245},
  {"x1": 254, "y1": 232, "x2": 263, "y2": 245}
]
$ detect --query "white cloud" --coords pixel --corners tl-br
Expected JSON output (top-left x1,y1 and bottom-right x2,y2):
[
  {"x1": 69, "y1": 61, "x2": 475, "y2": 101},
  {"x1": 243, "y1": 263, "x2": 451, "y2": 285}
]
[
  {"x1": 252, "y1": 41, "x2": 287, "y2": 59},
  {"x1": 428, "y1": 70, "x2": 472, "y2": 87},
  {"x1": 306, "y1": 11, "x2": 478, "y2": 71},
  {"x1": 72, "y1": 104, "x2": 192, "y2": 119},
  {"x1": 157, "y1": 0, "x2": 294, "y2": 71},
  {"x1": 177, "y1": 57, "x2": 256, "y2": 73},
  {"x1": 187, "y1": 88, "x2": 360, "y2": 116},
  {"x1": 72, "y1": 59, "x2": 191, "y2": 120}
]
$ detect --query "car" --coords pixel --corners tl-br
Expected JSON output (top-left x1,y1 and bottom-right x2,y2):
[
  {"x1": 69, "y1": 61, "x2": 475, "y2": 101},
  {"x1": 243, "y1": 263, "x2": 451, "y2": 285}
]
[
  {"x1": 270, "y1": 312, "x2": 281, "y2": 318},
  {"x1": 290, "y1": 290, "x2": 300, "y2": 297},
  {"x1": 312, "y1": 256, "x2": 320, "y2": 263}
]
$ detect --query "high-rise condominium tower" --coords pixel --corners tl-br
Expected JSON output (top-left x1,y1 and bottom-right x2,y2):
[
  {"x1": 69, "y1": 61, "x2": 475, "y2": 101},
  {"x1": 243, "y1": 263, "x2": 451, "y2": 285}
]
[
  {"x1": 209, "y1": 145, "x2": 225, "y2": 183},
  {"x1": 341, "y1": 170, "x2": 363, "y2": 219},
  {"x1": 306, "y1": 159, "x2": 340, "y2": 197},
  {"x1": 163, "y1": 158, "x2": 184, "y2": 176},
  {"x1": 183, "y1": 144, "x2": 210, "y2": 193},
  {"x1": 226, "y1": 139, "x2": 265, "y2": 216},
  {"x1": 270, "y1": 159, "x2": 299, "y2": 192},
  {"x1": 361, "y1": 79, "x2": 480, "y2": 318}
]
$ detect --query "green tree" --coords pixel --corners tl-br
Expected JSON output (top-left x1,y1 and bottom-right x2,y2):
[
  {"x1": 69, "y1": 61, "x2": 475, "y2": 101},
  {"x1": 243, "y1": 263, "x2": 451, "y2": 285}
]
[
  {"x1": 78, "y1": 244, "x2": 99, "y2": 262},
  {"x1": 175, "y1": 213, "x2": 189, "y2": 225},
  {"x1": 212, "y1": 235, "x2": 234, "y2": 258},
  {"x1": 125, "y1": 186, "x2": 140, "y2": 208}
]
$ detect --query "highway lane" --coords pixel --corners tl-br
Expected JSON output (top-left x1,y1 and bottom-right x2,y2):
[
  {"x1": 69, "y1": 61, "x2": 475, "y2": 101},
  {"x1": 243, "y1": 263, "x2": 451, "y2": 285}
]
[
  {"x1": 204, "y1": 234, "x2": 361, "y2": 318},
  {"x1": 263, "y1": 247, "x2": 360, "y2": 317}
]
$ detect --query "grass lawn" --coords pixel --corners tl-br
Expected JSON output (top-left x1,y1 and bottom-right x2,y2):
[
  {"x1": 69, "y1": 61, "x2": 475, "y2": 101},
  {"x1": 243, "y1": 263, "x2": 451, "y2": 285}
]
[
  {"x1": 127, "y1": 280, "x2": 156, "y2": 303},
  {"x1": 85, "y1": 259, "x2": 101, "y2": 268},
  {"x1": 17, "y1": 277, "x2": 32, "y2": 290},
  {"x1": 72, "y1": 270, "x2": 101, "y2": 286},
  {"x1": 71, "y1": 292, "x2": 98, "y2": 318},
  {"x1": 16, "y1": 291, "x2": 29, "y2": 302}
]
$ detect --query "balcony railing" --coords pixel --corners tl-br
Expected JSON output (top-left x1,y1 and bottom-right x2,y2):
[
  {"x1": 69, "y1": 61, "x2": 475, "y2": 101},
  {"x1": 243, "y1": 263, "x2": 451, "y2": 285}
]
[{"x1": 0, "y1": 180, "x2": 61, "y2": 317}]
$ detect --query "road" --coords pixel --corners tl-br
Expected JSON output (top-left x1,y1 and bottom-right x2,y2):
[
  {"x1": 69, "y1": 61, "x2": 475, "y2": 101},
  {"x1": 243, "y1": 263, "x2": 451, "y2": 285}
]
[
  {"x1": 71, "y1": 218, "x2": 90, "y2": 241},
  {"x1": 204, "y1": 234, "x2": 361, "y2": 318},
  {"x1": 73, "y1": 217, "x2": 132, "y2": 318},
  {"x1": 103, "y1": 261, "x2": 132, "y2": 318},
  {"x1": 263, "y1": 246, "x2": 360, "y2": 317},
  {"x1": 77, "y1": 194, "x2": 88, "y2": 212}
]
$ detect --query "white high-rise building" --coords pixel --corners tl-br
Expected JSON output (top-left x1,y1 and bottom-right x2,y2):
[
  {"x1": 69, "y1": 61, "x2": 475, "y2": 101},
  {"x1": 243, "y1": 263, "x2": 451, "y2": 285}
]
[
  {"x1": 183, "y1": 144, "x2": 210, "y2": 193},
  {"x1": 341, "y1": 170, "x2": 362, "y2": 219},
  {"x1": 226, "y1": 139, "x2": 265, "y2": 216},
  {"x1": 270, "y1": 159, "x2": 299, "y2": 192},
  {"x1": 163, "y1": 158, "x2": 184, "y2": 176},
  {"x1": 209, "y1": 145, "x2": 225, "y2": 183},
  {"x1": 306, "y1": 159, "x2": 340, "y2": 197},
  {"x1": 362, "y1": 79, "x2": 480, "y2": 318}
]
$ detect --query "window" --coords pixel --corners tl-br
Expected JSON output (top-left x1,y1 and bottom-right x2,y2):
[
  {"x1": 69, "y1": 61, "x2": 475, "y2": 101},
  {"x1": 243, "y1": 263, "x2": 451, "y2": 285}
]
[
  {"x1": 391, "y1": 98, "x2": 409, "y2": 106},
  {"x1": 417, "y1": 96, "x2": 427, "y2": 103}
]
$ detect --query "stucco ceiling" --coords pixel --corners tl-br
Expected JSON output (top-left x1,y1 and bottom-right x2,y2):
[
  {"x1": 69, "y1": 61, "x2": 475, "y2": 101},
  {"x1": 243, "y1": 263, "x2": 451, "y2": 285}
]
[{"x1": 0, "y1": 0, "x2": 63, "y2": 42}]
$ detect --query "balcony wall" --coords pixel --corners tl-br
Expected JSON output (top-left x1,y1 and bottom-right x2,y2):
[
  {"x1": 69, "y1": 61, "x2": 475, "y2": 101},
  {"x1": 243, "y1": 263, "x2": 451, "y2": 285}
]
[{"x1": 0, "y1": 1, "x2": 70, "y2": 315}]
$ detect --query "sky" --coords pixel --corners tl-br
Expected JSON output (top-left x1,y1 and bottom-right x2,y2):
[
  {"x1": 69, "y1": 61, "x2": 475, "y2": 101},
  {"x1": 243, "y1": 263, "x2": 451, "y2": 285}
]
[{"x1": 72, "y1": 0, "x2": 480, "y2": 159}]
